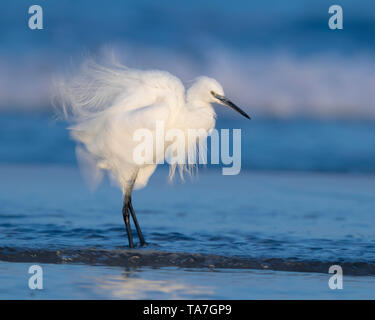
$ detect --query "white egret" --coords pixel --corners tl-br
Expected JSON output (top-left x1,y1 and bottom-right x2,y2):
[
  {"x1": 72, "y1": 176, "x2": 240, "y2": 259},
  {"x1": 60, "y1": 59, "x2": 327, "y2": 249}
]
[{"x1": 56, "y1": 60, "x2": 250, "y2": 248}]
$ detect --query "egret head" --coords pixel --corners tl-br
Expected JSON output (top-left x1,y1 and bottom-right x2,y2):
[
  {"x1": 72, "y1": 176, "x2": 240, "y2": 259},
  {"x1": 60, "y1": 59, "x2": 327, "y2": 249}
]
[{"x1": 188, "y1": 76, "x2": 250, "y2": 119}]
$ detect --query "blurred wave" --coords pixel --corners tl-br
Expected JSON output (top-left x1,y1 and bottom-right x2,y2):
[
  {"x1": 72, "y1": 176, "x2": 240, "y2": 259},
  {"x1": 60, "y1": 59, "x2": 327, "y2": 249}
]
[
  {"x1": 2, "y1": 49, "x2": 375, "y2": 119},
  {"x1": 1, "y1": 0, "x2": 374, "y2": 118}
]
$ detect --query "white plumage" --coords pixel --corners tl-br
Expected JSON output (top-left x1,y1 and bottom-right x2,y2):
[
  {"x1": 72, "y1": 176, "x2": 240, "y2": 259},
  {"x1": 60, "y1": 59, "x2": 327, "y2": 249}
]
[{"x1": 55, "y1": 59, "x2": 249, "y2": 247}]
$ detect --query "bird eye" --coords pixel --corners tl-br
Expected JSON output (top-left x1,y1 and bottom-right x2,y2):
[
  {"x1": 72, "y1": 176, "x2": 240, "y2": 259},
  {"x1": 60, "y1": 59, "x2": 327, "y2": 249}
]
[{"x1": 210, "y1": 90, "x2": 216, "y2": 96}]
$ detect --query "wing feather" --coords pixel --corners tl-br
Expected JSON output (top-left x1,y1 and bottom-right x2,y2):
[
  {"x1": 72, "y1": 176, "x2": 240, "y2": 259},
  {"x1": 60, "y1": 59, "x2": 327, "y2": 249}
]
[{"x1": 55, "y1": 59, "x2": 185, "y2": 122}]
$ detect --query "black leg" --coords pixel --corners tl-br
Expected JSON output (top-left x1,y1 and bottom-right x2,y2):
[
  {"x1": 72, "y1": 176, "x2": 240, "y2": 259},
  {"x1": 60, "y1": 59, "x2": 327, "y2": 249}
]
[
  {"x1": 122, "y1": 197, "x2": 134, "y2": 248},
  {"x1": 129, "y1": 197, "x2": 146, "y2": 246}
]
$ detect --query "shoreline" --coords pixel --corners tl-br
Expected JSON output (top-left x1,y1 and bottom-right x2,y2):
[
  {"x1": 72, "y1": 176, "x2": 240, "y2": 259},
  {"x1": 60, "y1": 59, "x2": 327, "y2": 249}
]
[{"x1": 1, "y1": 247, "x2": 374, "y2": 276}]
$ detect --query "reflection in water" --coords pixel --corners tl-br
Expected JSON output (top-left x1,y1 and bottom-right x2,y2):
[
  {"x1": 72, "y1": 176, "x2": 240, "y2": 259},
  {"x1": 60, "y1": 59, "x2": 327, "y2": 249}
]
[{"x1": 94, "y1": 269, "x2": 214, "y2": 299}]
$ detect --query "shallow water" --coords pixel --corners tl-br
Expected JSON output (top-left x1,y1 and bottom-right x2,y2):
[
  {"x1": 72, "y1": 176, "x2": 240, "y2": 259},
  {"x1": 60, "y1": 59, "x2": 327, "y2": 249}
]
[
  {"x1": 0, "y1": 164, "x2": 375, "y2": 298},
  {"x1": 1, "y1": 164, "x2": 375, "y2": 262}
]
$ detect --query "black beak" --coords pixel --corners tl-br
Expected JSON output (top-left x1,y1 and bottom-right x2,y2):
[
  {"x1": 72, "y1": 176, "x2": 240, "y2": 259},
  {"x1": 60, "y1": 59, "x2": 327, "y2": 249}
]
[{"x1": 211, "y1": 92, "x2": 251, "y2": 120}]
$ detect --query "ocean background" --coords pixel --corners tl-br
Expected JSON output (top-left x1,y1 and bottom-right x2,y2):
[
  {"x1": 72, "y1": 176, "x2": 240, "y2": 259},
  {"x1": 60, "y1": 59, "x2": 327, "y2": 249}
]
[{"x1": 0, "y1": 0, "x2": 374, "y2": 299}]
